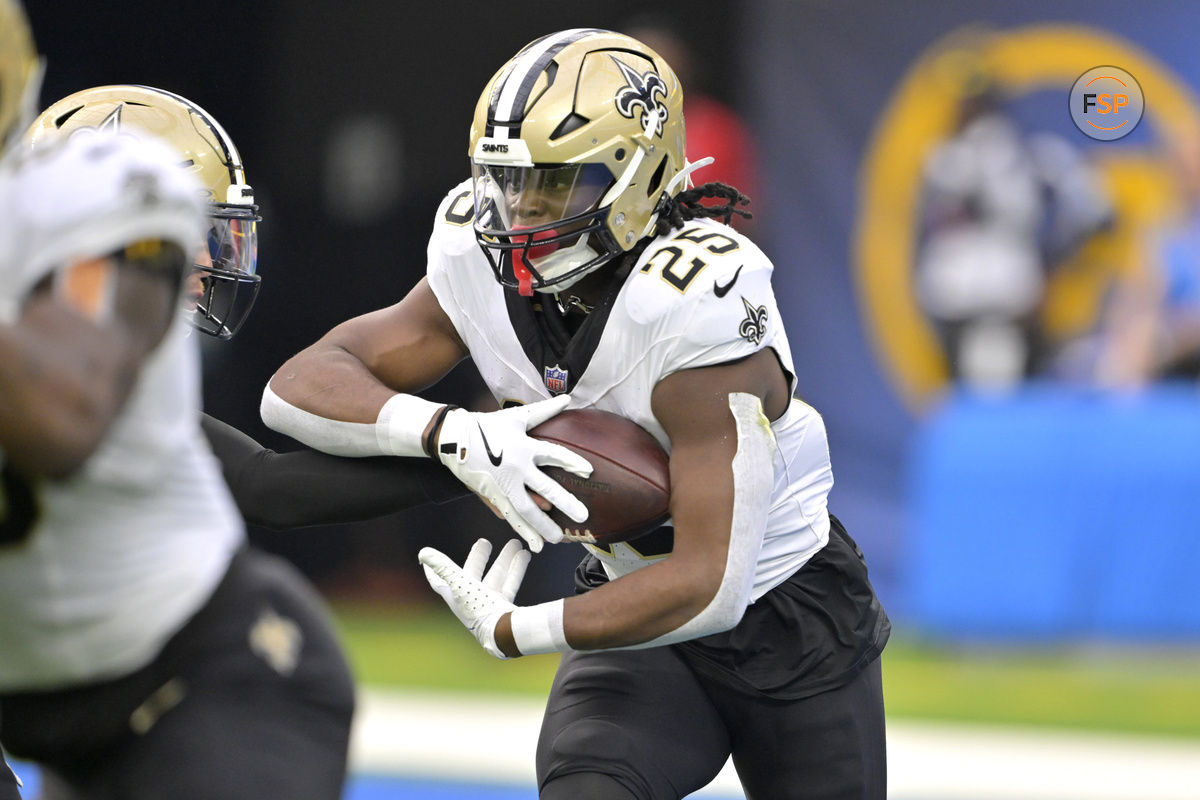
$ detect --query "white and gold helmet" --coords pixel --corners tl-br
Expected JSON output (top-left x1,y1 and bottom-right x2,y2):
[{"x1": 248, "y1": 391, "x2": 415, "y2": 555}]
[
  {"x1": 0, "y1": 0, "x2": 42, "y2": 155},
  {"x1": 469, "y1": 28, "x2": 686, "y2": 295},
  {"x1": 24, "y1": 85, "x2": 261, "y2": 339}
]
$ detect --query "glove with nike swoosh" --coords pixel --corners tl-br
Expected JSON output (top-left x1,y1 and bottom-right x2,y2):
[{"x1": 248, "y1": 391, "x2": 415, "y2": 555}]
[{"x1": 434, "y1": 395, "x2": 592, "y2": 552}]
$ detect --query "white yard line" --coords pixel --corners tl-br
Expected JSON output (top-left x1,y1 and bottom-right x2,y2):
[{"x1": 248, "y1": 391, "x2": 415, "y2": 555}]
[
  {"x1": 353, "y1": 688, "x2": 1200, "y2": 800},
  {"x1": 888, "y1": 720, "x2": 1200, "y2": 800}
]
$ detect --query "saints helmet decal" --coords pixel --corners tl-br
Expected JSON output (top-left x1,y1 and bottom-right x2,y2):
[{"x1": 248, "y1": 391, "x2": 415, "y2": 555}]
[{"x1": 612, "y1": 57, "x2": 670, "y2": 138}]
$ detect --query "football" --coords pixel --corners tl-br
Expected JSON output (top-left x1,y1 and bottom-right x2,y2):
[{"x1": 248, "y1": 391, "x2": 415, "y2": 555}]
[{"x1": 530, "y1": 408, "x2": 670, "y2": 546}]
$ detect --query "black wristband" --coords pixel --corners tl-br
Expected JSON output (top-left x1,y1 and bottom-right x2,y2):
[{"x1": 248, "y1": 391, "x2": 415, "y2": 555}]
[{"x1": 423, "y1": 404, "x2": 459, "y2": 458}]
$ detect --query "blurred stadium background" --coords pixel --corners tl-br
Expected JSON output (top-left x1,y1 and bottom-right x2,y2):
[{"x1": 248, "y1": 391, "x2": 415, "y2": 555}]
[{"x1": 20, "y1": 0, "x2": 1200, "y2": 797}]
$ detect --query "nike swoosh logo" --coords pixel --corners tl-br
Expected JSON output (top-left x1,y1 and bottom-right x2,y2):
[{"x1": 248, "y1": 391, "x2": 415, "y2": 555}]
[
  {"x1": 479, "y1": 425, "x2": 503, "y2": 466},
  {"x1": 713, "y1": 265, "x2": 744, "y2": 298}
]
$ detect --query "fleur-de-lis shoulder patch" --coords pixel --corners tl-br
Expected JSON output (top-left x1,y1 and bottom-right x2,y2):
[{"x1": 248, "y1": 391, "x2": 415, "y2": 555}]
[{"x1": 738, "y1": 296, "x2": 768, "y2": 345}]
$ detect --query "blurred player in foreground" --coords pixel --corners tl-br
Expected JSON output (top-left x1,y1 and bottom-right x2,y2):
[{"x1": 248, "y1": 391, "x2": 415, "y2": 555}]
[
  {"x1": 0, "y1": 131, "x2": 353, "y2": 799},
  {"x1": 24, "y1": 84, "x2": 468, "y2": 530},
  {"x1": 263, "y1": 28, "x2": 890, "y2": 799},
  {"x1": 5, "y1": 83, "x2": 470, "y2": 798}
]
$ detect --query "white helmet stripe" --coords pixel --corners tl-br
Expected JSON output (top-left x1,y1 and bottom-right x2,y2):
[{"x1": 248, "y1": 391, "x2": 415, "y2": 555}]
[{"x1": 488, "y1": 28, "x2": 601, "y2": 141}]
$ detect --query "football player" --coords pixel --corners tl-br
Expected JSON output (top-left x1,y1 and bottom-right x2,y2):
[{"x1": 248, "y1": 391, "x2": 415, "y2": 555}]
[
  {"x1": 0, "y1": 129, "x2": 354, "y2": 799},
  {"x1": 24, "y1": 84, "x2": 468, "y2": 528},
  {"x1": 262, "y1": 29, "x2": 890, "y2": 799}
]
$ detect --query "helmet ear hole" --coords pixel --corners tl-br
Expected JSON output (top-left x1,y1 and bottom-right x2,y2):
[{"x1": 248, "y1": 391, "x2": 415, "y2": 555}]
[{"x1": 647, "y1": 155, "x2": 668, "y2": 197}]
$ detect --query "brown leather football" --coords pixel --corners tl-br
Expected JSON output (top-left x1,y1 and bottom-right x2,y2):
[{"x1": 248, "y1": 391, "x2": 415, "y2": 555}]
[{"x1": 530, "y1": 408, "x2": 670, "y2": 545}]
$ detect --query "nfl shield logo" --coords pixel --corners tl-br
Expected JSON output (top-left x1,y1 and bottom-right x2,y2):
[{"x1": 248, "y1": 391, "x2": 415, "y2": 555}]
[{"x1": 544, "y1": 364, "x2": 569, "y2": 394}]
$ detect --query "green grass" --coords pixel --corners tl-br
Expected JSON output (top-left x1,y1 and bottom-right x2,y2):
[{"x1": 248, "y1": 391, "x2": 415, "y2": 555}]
[
  {"x1": 882, "y1": 636, "x2": 1200, "y2": 738},
  {"x1": 332, "y1": 603, "x2": 1200, "y2": 738},
  {"x1": 331, "y1": 601, "x2": 560, "y2": 697}
]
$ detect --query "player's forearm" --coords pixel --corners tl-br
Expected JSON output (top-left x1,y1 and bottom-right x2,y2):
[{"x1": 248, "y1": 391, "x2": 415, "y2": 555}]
[
  {"x1": 493, "y1": 554, "x2": 726, "y2": 657},
  {"x1": 268, "y1": 343, "x2": 400, "y2": 424},
  {"x1": 260, "y1": 380, "x2": 446, "y2": 459},
  {"x1": 574, "y1": 555, "x2": 727, "y2": 646},
  {"x1": 240, "y1": 452, "x2": 456, "y2": 529},
  {"x1": 267, "y1": 287, "x2": 466, "y2": 426},
  {"x1": 203, "y1": 412, "x2": 469, "y2": 528},
  {"x1": 0, "y1": 313, "x2": 134, "y2": 478},
  {"x1": 501, "y1": 393, "x2": 774, "y2": 656}
]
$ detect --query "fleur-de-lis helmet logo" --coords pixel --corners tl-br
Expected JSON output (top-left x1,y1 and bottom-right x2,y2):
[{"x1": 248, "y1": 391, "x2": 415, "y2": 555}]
[
  {"x1": 66, "y1": 106, "x2": 140, "y2": 147},
  {"x1": 612, "y1": 56, "x2": 669, "y2": 137}
]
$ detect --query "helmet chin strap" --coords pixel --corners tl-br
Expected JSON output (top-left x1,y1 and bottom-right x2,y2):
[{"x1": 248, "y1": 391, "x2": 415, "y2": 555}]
[
  {"x1": 529, "y1": 236, "x2": 603, "y2": 294},
  {"x1": 636, "y1": 156, "x2": 716, "y2": 243},
  {"x1": 665, "y1": 156, "x2": 714, "y2": 196}
]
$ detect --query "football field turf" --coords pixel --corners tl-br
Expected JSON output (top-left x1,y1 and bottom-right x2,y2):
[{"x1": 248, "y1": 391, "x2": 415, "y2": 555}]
[
  {"x1": 12, "y1": 604, "x2": 1200, "y2": 799},
  {"x1": 334, "y1": 602, "x2": 1200, "y2": 738},
  {"x1": 330, "y1": 603, "x2": 1200, "y2": 798},
  {"x1": 18, "y1": 683, "x2": 1199, "y2": 800}
]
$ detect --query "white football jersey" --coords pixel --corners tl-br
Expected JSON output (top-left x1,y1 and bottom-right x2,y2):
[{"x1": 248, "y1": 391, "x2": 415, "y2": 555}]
[
  {"x1": 0, "y1": 130, "x2": 245, "y2": 691},
  {"x1": 427, "y1": 180, "x2": 832, "y2": 598},
  {"x1": 0, "y1": 314, "x2": 245, "y2": 690}
]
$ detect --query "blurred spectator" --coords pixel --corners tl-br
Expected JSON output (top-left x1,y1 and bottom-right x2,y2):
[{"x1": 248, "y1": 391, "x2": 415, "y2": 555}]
[
  {"x1": 916, "y1": 72, "x2": 1112, "y2": 391},
  {"x1": 624, "y1": 13, "x2": 759, "y2": 231},
  {"x1": 1093, "y1": 130, "x2": 1200, "y2": 387}
]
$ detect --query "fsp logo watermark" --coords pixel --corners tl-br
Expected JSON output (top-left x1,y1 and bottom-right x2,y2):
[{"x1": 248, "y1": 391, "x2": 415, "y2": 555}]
[{"x1": 1069, "y1": 66, "x2": 1144, "y2": 141}]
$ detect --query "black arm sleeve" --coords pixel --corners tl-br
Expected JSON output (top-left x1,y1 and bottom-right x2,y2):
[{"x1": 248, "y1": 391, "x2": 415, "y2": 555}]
[{"x1": 200, "y1": 412, "x2": 469, "y2": 530}]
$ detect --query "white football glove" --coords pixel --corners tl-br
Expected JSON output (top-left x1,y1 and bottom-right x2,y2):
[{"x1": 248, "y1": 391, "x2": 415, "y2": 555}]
[
  {"x1": 435, "y1": 395, "x2": 592, "y2": 552},
  {"x1": 419, "y1": 538, "x2": 530, "y2": 659}
]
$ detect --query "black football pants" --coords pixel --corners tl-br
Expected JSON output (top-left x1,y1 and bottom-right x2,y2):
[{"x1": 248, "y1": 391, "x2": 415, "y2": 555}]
[
  {"x1": 537, "y1": 646, "x2": 886, "y2": 799},
  {"x1": 0, "y1": 548, "x2": 355, "y2": 800}
]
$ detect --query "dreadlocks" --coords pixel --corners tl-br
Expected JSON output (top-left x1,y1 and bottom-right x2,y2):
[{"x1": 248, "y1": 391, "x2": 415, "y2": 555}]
[{"x1": 654, "y1": 181, "x2": 753, "y2": 236}]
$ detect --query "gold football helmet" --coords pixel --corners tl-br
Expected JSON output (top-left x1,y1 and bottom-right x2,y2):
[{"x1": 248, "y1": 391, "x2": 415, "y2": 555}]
[
  {"x1": 469, "y1": 28, "x2": 687, "y2": 295},
  {"x1": 0, "y1": 0, "x2": 42, "y2": 154},
  {"x1": 25, "y1": 85, "x2": 261, "y2": 339}
]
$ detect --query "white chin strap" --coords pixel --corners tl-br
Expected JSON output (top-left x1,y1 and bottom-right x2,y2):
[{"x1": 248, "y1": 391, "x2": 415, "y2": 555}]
[
  {"x1": 635, "y1": 156, "x2": 717, "y2": 243},
  {"x1": 531, "y1": 237, "x2": 603, "y2": 294},
  {"x1": 665, "y1": 156, "x2": 715, "y2": 196}
]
